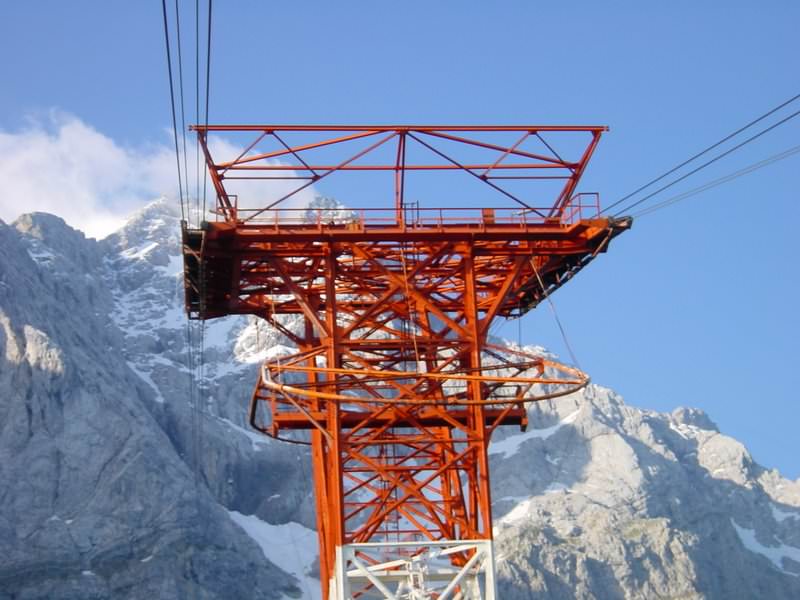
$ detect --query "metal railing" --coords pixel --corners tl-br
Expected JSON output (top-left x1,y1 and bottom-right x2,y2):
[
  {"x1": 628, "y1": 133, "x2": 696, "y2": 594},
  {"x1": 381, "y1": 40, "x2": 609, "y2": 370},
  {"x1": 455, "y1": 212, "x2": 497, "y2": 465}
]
[{"x1": 210, "y1": 194, "x2": 601, "y2": 229}]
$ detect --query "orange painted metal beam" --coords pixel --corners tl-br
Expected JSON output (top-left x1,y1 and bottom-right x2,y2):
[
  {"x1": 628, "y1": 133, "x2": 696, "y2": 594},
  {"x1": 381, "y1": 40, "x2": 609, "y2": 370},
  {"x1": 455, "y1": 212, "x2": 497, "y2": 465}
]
[{"x1": 182, "y1": 124, "x2": 631, "y2": 599}]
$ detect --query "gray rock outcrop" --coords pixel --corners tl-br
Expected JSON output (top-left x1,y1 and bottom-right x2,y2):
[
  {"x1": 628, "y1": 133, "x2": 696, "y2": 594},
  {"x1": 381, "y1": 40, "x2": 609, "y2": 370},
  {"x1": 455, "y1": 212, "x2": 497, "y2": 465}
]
[
  {"x1": 0, "y1": 208, "x2": 300, "y2": 600},
  {"x1": 1, "y1": 198, "x2": 798, "y2": 599}
]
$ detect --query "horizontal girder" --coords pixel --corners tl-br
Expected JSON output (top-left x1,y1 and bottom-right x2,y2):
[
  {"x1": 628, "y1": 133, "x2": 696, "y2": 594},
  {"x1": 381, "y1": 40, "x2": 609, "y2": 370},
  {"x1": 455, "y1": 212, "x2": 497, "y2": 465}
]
[
  {"x1": 181, "y1": 124, "x2": 631, "y2": 600},
  {"x1": 183, "y1": 216, "x2": 630, "y2": 321}
]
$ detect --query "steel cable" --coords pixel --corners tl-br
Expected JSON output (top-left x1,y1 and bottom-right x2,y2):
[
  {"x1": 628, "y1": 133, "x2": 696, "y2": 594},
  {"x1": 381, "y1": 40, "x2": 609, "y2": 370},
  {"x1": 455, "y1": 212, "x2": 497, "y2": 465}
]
[
  {"x1": 632, "y1": 144, "x2": 800, "y2": 218},
  {"x1": 160, "y1": 0, "x2": 186, "y2": 220},
  {"x1": 613, "y1": 107, "x2": 800, "y2": 217},
  {"x1": 603, "y1": 92, "x2": 800, "y2": 216},
  {"x1": 196, "y1": 1, "x2": 213, "y2": 517},
  {"x1": 195, "y1": 0, "x2": 201, "y2": 225},
  {"x1": 202, "y1": 0, "x2": 212, "y2": 221},
  {"x1": 173, "y1": 0, "x2": 190, "y2": 225},
  {"x1": 529, "y1": 258, "x2": 582, "y2": 371}
]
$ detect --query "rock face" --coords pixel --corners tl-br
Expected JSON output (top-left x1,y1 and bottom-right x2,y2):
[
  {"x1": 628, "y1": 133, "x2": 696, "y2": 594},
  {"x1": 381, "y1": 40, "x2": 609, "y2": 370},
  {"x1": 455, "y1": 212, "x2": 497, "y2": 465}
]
[
  {"x1": 1, "y1": 198, "x2": 799, "y2": 599},
  {"x1": 0, "y1": 207, "x2": 300, "y2": 600},
  {"x1": 490, "y1": 389, "x2": 800, "y2": 599}
]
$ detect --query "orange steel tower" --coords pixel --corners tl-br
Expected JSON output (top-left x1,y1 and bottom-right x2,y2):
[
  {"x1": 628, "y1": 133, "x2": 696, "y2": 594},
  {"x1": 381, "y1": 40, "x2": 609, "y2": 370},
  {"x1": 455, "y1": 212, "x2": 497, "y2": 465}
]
[{"x1": 182, "y1": 125, "x2": 630, "y2": 599}]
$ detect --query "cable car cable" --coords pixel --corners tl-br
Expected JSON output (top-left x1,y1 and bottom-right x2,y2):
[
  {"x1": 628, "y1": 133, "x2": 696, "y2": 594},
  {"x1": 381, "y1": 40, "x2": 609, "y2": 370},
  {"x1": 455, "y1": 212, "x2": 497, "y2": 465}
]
[
  {"x1": 160, "y1": 0, "x2": 186, "y2": 220},
  {"x1": 602, "y1": 92, "x2": 800, "y2": 216},
  {"x1": 612, "y1": 106, "x2": 800, "y2": 217},
  {"x1": 632, "y1": 144, "x2": 800, "y2": 219},
  {"x1": 202, "y1": 0, "x2": 213, "y2": 220},
  {"x1": 173, "y1": 0, "x2": 190, "y2": 226}
]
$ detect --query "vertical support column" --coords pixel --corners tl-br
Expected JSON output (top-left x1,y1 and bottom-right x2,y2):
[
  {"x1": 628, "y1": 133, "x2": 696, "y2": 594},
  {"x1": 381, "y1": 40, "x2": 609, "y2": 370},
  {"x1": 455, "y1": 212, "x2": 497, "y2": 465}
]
[
  {"x1": 302, "y1": 307, "x2": 335, "y2": 599},
  {"x1": 324, "y1": 243, "x2": 346, "y2": 598},
  {"x1": 312, "y1": 427, "x2": 332, "y2": 597},
  {"x1": 462, "y1": 249, "x2": 493, "y2": 536},
  {"x1": 395, "y1": 131, "x2": 407, "y2": 226},
  {"x1": 462, "y1": 248, "x2": 498, "y2": 599}
]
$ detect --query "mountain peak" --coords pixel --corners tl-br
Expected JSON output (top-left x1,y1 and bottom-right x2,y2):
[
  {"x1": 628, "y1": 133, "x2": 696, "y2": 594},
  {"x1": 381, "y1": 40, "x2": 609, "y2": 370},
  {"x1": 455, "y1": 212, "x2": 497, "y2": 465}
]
[
  {"x1": 106, "y1": 197, "x2": 180, "y2": 242},
  {"x1": 671, "y1": 406, "x2": 719, "y2": 432},
  {"x1": 13, "y1": 211, "x2": 102, "y2": 272},
  {"x1": 2, "y1": 201, "x2": 800, "y2": 599},
  {"x1": 14, "y1": 211, "x2": 84, "y2": 242}
]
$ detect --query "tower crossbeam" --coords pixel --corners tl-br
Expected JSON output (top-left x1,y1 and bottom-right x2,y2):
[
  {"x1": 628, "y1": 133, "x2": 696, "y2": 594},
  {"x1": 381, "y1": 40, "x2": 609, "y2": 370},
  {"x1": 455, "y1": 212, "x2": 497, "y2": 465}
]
[{"x1": 182, "y1": 125, "x2": 631, "y2": 599}]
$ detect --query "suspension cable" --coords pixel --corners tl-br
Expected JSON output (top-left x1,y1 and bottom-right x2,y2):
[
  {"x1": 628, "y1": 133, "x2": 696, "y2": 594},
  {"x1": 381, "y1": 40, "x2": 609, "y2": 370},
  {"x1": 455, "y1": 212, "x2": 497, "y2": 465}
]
[
  {"x1": 174, "y1": 0, "x2": 190, "y2": 225},
  {"x1": 603, "y1": 92, "x2": 800, "y2": 216},
  {"x1": 632, "y1": 144, "x2": 800, "y2": 219},
  {"x1": 613, "y1": 107, "x2": 800, "y2": 217},
  {"x1": 160, "y1": 0, "x2": 186, "y2": 221},
  {"x1": 195, "y1": 0, "x2": 201, "y2": 225},
  {"x1": 529, "y1": 258, "x2": 582, "y2": 370},
  {"x1": 202, "y1": 0, "x2": 213, "y2": 221},
  {"x1": 195, "y1": 0, "x2": 213, "y2": 504},
  {"x1": 185, "y1": 320, "x2": 200, "y2": 490},
  {"x1": 163, "y1": 0, "x2": 211, "y2": 498}
]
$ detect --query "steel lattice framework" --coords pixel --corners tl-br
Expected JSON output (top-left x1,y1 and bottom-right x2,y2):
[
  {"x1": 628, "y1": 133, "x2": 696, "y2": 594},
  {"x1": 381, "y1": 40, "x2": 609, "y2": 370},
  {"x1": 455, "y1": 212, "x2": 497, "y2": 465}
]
[{"x1": 182, "y1": 125, "x2": 630, "y2": 599}]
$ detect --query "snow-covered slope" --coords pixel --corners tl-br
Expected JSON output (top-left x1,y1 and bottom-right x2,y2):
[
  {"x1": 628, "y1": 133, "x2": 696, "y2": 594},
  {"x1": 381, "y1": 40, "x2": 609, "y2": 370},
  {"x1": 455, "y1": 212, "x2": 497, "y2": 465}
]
[
  {"x1": 490, "y1": 389, "x2": 800, "y2": 599},
  {"x1": 1, "y1": 198, "x2": 798, "y2": 599}
]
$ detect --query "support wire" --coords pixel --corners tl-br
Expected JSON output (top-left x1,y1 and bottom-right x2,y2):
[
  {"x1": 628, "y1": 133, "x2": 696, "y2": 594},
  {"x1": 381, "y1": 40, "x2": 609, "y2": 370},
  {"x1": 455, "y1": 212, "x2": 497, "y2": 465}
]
[
  {"x1": 174, "y1": 0, "x2": 190, "y2": 225},
  {"x1": 603, "y1": 92, "x2": 800, "y2": 216},
  {"x1": 632, "y1": 144, "x2": 800, "y2": 219},
  {"x1": 160, "y1": 0, "x2": 186, "y2": 220},
  {"x1": 529, "y1": 259, "x2": 582, "y2": 371},
  {"x1": 613, "y1": 107, "x2": 800, "y2": 217}
]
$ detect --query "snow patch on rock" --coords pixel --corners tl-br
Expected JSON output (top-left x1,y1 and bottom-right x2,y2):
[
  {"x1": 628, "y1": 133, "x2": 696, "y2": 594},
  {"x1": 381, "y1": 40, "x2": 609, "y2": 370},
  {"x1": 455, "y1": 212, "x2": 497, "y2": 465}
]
[
  {"x1": 732, "y1": 519, "x2": 800, "y2": 576},
  {"x1": 489, "y1": 408, "x2": 580, "y2": 459},
  {"x1": 228, "y1": 510, "x2": 321, "y2": 599}
]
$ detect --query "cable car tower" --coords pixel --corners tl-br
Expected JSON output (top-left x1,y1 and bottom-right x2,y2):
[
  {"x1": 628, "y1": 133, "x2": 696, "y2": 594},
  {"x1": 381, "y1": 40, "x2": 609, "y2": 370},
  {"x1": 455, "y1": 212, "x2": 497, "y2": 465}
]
[{"x1": 182, "y1": 125, "x2": 630, "y2": 599}]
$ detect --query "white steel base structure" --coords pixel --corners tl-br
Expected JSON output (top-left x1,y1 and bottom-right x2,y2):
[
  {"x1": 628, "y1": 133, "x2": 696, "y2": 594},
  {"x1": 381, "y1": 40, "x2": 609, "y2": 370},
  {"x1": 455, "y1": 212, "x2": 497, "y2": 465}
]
[{"x1": 330, "y1": 540, "x2": 496, "y2": 600}]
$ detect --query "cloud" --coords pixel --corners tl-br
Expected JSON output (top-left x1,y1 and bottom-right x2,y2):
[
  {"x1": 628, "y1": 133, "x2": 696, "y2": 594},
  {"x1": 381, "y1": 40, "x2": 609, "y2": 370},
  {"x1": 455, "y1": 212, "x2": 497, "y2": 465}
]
[
  {"x1": 0, "y1": 112, "x2": 317, "y2": 239},
  {"x1": 0, "y1": 112, "x2": 177, "y2": 238}
]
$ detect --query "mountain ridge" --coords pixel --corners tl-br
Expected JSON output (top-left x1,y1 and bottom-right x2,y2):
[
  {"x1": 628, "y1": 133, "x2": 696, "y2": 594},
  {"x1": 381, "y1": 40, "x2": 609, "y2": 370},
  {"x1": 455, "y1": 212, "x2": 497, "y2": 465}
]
[{"x1": 0, "y1": 198, "x2": 798, "y2": 599}]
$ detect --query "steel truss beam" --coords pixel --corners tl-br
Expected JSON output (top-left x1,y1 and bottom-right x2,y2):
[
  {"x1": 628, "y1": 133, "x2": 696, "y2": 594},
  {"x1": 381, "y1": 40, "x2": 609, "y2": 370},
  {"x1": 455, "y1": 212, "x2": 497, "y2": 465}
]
[{"x1": 182, "y1": 125, "x2": 631, "y2": 599}]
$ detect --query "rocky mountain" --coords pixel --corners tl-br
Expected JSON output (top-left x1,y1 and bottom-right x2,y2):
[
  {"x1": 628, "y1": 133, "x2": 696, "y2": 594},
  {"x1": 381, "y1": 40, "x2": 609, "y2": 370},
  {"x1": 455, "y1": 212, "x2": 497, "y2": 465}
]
[{"x1": 1, "y1": 198, "x2": 798, "y2": 599}]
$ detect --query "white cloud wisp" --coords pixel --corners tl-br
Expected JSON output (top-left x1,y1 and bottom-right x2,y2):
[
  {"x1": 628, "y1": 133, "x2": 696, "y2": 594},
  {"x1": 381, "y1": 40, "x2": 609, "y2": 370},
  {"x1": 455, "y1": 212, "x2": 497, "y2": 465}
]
[
  {"x1": 0, "y1": 113, "x2": 177, "y2": 238},
  {"x1": 0, "y1": 112, "x2": 317, "y2": 239}
]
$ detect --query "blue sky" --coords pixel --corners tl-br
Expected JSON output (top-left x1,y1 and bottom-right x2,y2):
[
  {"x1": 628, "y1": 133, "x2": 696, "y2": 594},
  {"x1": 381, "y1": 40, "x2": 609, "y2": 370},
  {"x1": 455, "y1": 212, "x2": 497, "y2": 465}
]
[{"x1": 1, "y1": 2, "x2": 798, "y2": 478}]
